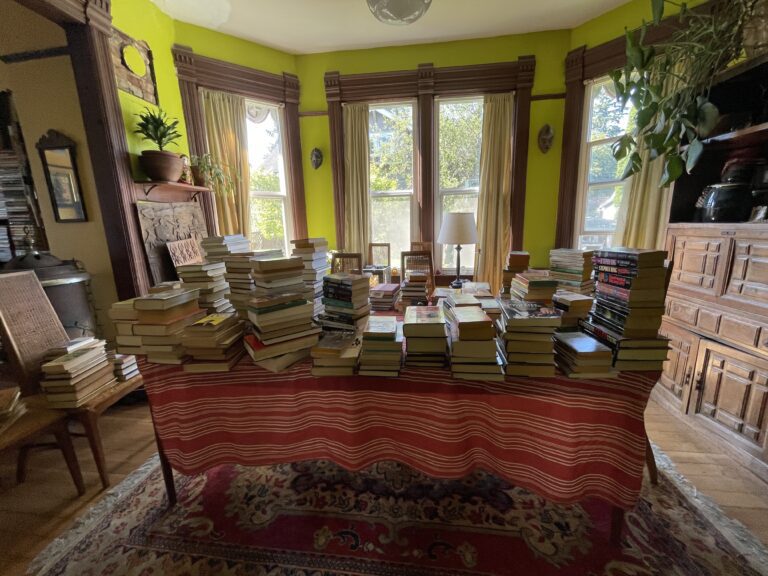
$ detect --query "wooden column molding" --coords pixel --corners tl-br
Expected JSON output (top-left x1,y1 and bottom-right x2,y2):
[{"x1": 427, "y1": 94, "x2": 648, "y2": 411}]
[
  {"x1": 510, "y1": 55, "x2": 535, "y2": 251},
  {"x1": 173, "y1": 46, "x2": 206, "y2": 158},
  {"x1": 325, "y1": 72, "x2": 345, "y2": 249},
  {"x1": 417, "y1": 64, "x2": 434, "y2": 243},
  {"x1": 283, "y1": 73, "x2": 308, "y2": 239}
]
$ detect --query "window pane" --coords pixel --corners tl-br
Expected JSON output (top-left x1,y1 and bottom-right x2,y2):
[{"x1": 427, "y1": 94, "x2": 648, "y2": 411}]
[
  {"x1": 440, "y1": 194, "x2": 478, "y2": 272},
  {"x1": 438, "y1": 99, "x2": 483, "y2": 191},
  {"x1": 250, "y1": 196, "x2": 286, "y2": 251},
  {"x1": 583, "y1": 184, "x2": 626, "y2": 233},
  {"x1": 588, "y1": 142, "x2": 629, "y2": 184},
  {"x1": 369, "y1": 103, "x2": 414, "y2": 193},
  {"x1": 247, "y1": 105, "x2": 285, "y2": 196},
  {"x1": 578, "y1": 234, "x2": 614, "y2": 251},
  {"x1": 371, "y1": 195, "x2": 411, "y2": 269},
  {"x1": 587, "y1": 79, "x2": 634, "y2": 142}
]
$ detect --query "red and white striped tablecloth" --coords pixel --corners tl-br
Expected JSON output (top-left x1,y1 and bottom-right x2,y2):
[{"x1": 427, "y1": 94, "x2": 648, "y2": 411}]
[{"x1": 140, "y1": 358, "x2": 659, "y2": 510}]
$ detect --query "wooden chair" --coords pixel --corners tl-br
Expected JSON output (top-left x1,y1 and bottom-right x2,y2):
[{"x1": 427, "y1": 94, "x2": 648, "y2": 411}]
[
  {"x1": 401, "y1": 250, "x2": 436, "y2": 297},
  {"x1": 410, "y1": 241, "x2": 433, "y2": 254},
  {"x1": 331, "y1": 252, "x2": 363, "y2": 274},
  {"x1": 368, "y1": 243, "x2": 391, "y2": 268}
]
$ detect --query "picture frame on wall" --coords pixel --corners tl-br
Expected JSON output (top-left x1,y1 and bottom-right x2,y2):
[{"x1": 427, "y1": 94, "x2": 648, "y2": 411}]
[{"x1": 36, "y1": 130, "x2": 88, "y2": 223}]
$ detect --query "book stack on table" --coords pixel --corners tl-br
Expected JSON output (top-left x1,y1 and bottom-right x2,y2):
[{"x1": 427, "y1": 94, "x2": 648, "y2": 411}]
[
  {"x1": 224, "y1": 255, "x2": 258, "y2": 319},
  {"x1": 400, "y1": 272, "x2": 429, "y2": 307},
  {"x1": 0, "y1": 387, "x2": 26, "y2": 435},
  {"x1": 554, "y1": 331, "x2": 617, "y2": 379},
  {"x1": 403, "y1": 305, "x2": 449, "y2": 367},
  {"x1": 200, "y1": 235, "x2": 253, "y2": 262},
  {"x1": 581, "y1": 248, "x2": 670, "y2": 371},
  {"x1": 132, "y1": 289, "x2": 205, "y2": 364},
  {"x1": 310, "y1": 331, "x2": 362, "y2": 376},
  {"x1": 510, "y1": 270, "x2": 559, "y2": 304},
  {"x1": 552, "y1": 291, "x2": 594, "y2": 328},
  {"x1": 548, "y1": 249, "x2": 595, "y2": 295},
  {"x1": 107, "y1": 352, "x2": 139, "y2": 382},
  {"x1": 370, "y1": 283, "x2": 401, "y2": 311},
  {"x1": 181, "y1": 313, "x2": 246, "y2": 373},
  {"x1": 502, "y1": 251, "x2": 530, "y2": 297},
  {"x1": 497, "y1": 299, "x2": 562, "y2": 377},
  {"x1": 41, "y1": 340, "x2": 116, "y2": 408},
  {"x1": 448, "y1": 306, "x2": 504, "y2": 382},
  {"x1": 176, "y1": 261, "x2": 234, "y2": 314},
  {"x1": 110, "y1": 299, "x2": 141, "y2": 355},
  {"x1": 319, "y1": 273, "x2": 371, "y2": 332},
  {"x1": 358, "y1": 316, "x2": 403, "y2": 377},
  {"x1": 290, "y1": 238, "x2": 330, "y2": 318}
]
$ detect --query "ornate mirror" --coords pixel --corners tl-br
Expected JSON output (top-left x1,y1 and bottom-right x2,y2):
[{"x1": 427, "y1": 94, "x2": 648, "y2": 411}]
[{"x1": 36, "y1": 130, "x2": 87, "y2": 222}]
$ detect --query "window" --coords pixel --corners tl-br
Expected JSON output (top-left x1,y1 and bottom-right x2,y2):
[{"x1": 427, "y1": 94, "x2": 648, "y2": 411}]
[
  {"x1": 574, "y1": 76, "x2": 635, "y2": 250},
  {"x1": 435, "y1": 97, "x2": 484, "y2": 273},
  {"x1": 246, "y1": 100, "x2": 293, "y2": 255},
  {"x1": 368, "y1": 102, "x2": 416, "y2": 268}
]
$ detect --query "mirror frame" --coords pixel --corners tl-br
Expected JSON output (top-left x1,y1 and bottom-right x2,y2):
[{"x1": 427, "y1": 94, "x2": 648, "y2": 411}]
[{"x1": 36, "y1": 129, "x2": 88, "y2": 223}]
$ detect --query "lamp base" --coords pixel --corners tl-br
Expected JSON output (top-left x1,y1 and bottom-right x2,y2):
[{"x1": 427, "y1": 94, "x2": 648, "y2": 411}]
[{"x1": 449, "y1": 279, "x2": 463, "y2": 289}]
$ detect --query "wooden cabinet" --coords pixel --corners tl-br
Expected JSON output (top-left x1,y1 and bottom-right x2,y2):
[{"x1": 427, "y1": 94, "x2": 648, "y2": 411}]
[{"x1": 657, "y1": 319, "x2": 699, "y2": 412}]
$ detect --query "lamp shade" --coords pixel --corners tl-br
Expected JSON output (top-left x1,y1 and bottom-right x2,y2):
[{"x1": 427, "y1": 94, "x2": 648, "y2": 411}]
[{"x1": 438, "y1": 212, "x2": 477, "y2": 245}]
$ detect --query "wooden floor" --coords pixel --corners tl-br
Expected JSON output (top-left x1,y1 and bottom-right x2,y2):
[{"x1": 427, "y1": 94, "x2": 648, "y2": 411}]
[{"x1": 0, "y1": 397, "x2": 766, "y2": 575}]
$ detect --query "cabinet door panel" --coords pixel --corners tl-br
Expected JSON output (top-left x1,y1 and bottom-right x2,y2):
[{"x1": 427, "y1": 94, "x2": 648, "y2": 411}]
[
  {"x1": 658, "y1": 320, "x2": 699, "y2": 411},
  {"x1": 670, "y1": 236, "x2": 727, "y2": 297},
  {"x1": 724, "y1": 239, "x2": 768, "y2": 314}
]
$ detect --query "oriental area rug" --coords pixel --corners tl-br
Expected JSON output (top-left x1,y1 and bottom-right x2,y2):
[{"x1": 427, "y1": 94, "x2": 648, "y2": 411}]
[{"x1": 29, "y1": 448, "x2": 768, "y2": 576}]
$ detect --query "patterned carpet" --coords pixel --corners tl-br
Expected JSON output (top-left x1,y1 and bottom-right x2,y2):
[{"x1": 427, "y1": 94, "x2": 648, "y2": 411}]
[{"x1": 29, "y1": 448, "x2": 768, "y2": 576}]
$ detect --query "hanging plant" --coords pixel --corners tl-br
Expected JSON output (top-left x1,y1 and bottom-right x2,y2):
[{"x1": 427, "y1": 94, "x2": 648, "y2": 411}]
[{"x1": 611, "y1": 0, "x2": 761, "y2": 187}]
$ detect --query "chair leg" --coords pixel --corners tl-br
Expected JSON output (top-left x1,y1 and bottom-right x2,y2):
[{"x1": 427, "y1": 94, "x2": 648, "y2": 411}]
[
  {"x1": 52, "y1": 421, "x2": 86, "y2": 496},
  {"x1": 16, "y1": 444, "x2": 32, "y2": 484},
  {"x1": 79, "y1": 411, "x2": 110, "y2": 489},
  {"x1": 645, "y1": 436, "x2": 659, "y2": 486}
]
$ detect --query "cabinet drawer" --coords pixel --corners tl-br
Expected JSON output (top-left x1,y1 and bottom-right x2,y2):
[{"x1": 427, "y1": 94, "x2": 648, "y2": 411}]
[
  {"x1": 718, "y1": 316, "x2": 761, "y2": 349},
  {"x1": 667, "y1": 298, "x2": 699, "y2": 327}
]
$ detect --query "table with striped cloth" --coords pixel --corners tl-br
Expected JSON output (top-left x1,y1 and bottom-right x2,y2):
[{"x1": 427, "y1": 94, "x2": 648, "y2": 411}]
[{"x1": 139, "y1": 357, "x2": 659, "y2": 515}]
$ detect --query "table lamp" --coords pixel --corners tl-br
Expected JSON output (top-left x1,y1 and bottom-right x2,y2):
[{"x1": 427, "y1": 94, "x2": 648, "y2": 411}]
[{"x1": 438, "y1": 212, "x2": 477, "y2": 289}]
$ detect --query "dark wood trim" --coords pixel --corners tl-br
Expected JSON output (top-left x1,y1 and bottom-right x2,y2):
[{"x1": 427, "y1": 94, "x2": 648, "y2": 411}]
[
  {"x1": 284, "y1": 100, "x2": 308, "y2": 239},
  {"x1": 416, "y1": 63, "x2": 434, "y2": 243},
  {"x1": 298, "y1": 110, "x2": 328, "y2": 117},
  {"x1": 0, "y1": 46, "x2": 69, "y2": 64},
  {"x1": 325, "y1": 72, "x2": 345, "y2": 248},
  {"x1": 172, "y1": 45, "x2": 206, "y2": 158},
  {"x1": 530, "y1": 92, "x2": 566, "y2": 101},
  {"x1": 510, "y1": 56, "x2": 535, "y2": 251},
  {"x1": 13, "y1": 0, "x2": 89, "y2": 27}
]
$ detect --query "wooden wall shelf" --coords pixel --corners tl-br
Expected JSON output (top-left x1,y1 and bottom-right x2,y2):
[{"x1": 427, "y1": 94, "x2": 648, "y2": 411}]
[
  {"x1": 134, "y1": 181, "x2": 210, "y2": 197},
  {"x1": 703, "y1": 122, "x2": 768, "y2": 150}
]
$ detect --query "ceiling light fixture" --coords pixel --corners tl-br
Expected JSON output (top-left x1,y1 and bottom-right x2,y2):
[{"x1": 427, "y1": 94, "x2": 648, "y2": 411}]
[{"x1": 366, "y1": 0, "x2": 432, "y2": 25}]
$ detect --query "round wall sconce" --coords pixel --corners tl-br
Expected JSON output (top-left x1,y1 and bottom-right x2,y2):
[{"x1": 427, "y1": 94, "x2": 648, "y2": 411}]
[
  {"x1": 310, "y1": 148, "x2": 323, "y2": 169},
  {"x1": 538, "y1": 124, "x2": 555, "y2": 154}
]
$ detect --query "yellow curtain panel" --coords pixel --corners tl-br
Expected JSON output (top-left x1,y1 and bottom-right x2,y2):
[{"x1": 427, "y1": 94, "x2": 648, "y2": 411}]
[{"x1": 343, "y1": 103, "x2": 371, "y2": 259}]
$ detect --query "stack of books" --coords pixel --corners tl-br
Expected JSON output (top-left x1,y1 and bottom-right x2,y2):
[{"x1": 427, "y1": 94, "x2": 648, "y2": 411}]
[
  {"x1": 132, "y1": 288, "x2": 205, "y2": 364},
  {"x1": 200, "y1": 235, "x2": 254, "y2": 262},
  {"x1": 552, "y1": 291, "x2": 594, "y2": 328},
  {"x1": 554, "y1": 331, "x2": 617, "y2": 379},
  {"x1": 176, "y1": 261, "x2": 234, "y2": 314},
  {"x1": 251, "y1": 256, "x2": 305, "y2": 298},
  {"x1": 581, "y1": 248, "x2": 670, "y2": 371},
  {"x1": 319, "y1": 273, "x2": 371, "y2": 332},
  {"x1": 461, "y1": 281, "x2": 494, "y2": 299},
  {"x1": 310, "y1": 331, "x2": 362, "y2": 376},
  {"x1": 498, "y1": 299, "x2": 562, "y2": 377},
  {"x1": 502, "y1": 251, "x2": 530, "y2": 296},
  {"x1": 403, "y1": 305, "x2": 449, "y2": 367},
  {"x1": 449, "y1": 306, "x2": 504, "y2": 381},
  {"x1": 291, "y1": 238, "x2": 330, "y2": 318},
  {"x1": 0, "y1": 387, "x2": 26, "y2": 435},
  {"x1": 181, "y1": 313, "x2": 245, "y2": 372},
  {"x1": 107, "y1": 352, "x2": 139, "y2": 382},
  {"x1": 548, "y1": 249, "x2": 595, "y2": 295},
  {"x1": 224, "y1": 254, "x2": 258, "y2": 318},
  {"x1": 109, "y1": 299, "x2": 142, "y2": 355},
  {"x1": 510, "y1": 270, "x2": 559, "y2": 304},
  {"x1": 245, "y1": 292, "x2": 321, "y2": 368},
  {"x1": 41, "y1": 341, "x2": 116, "y2": 408},
  {"x1": 400, "y1": 272, "x2": 429, "y2": 307},
  {"x1": 358, "y1": 316, "x2": 403, "y2": 377},
  {"x1": 370, "y1": 283, "x2": 401, "y2": 311},
  {"x1": 445, "y1": 293, "x2": 481, "y2": 310}
]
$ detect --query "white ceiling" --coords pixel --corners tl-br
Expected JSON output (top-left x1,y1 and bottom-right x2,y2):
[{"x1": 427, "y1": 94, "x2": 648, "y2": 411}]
[{"x1": 150, "y1": 0, "x2": 631, "y2": 55}]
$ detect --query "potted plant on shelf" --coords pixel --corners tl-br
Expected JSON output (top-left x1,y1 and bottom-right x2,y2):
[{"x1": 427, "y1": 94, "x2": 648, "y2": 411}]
[
  {"x1": 134, "y1": 107, "x2": 183, "y2": 182},
  {"x1": 191, "y1": 153, "x2": 233, "y2": 194}
]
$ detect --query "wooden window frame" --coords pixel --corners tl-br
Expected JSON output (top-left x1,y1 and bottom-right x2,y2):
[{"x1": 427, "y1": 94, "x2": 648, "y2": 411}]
[{"x1": 325, "y1": 56, "x2": 535, "y2": 253}]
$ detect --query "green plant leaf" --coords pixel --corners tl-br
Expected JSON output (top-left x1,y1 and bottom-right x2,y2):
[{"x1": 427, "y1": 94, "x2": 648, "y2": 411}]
[
  {"x1": 651, "y1": 0, "x2": 665, "y2": 24},
  {"x1": 686, "y1": 139, "x2": 704, "y2": 173},
  {"x1": 661, "y1": 154, "x2": 684, "y2": 187},
  {"x1": 637, "y1": 102, "x2": 659, "y2": 129},
  {"x1": 621, "y1": 152, "x2": 642, "y2": 180},
  {"x1": 626, "y1": 30, "x2": 645, "y2": 70}
]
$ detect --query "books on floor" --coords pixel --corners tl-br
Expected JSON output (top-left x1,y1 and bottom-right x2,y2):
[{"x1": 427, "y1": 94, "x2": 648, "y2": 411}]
[
  {"x1": 498, "y1": 298, "x2": 562, "y2": 377},
  {"x1": 549, "y1": 248, "x2": 595, "y2": 295},
  {"x1": 510, "y1": 270, "x2": 559, "y2": 304},
  {"x1": 502, "y1": 251, "x2": 530, "y2": 296},
  {"x1": 182, "y1": 313, "x2": 245, "y2": 373},
  {"x1": 107, "y1": 351, "x2": 140, "y2": 381},
  {"x1": 310, "y1": 331, "x2": 362, "y2": 376},
  {"x1": 176, "y1": 260, "x2": 234, "y2": 314},
  {"x1": 358, "y1": 316, "x2": 403, "y2": 377},
  {"x1": 319, "y1": 273, "x2": 371, "y2": 332},
  {"x1": 554, "y1": 331, "x2": 617, "y2": 379},
  {"x1": 403, "y1": 305, "x2": 448, "y2": 367},
  {"x1": 449, "y1": 306, "x2": 504, "y2": 381},
  {"x1": 41, "y1": 340, "x2": 117, "y2": 407},
  {"x1": 552, "y1": 291, "x2": 594, "y2": 328},
  {"x1": 291, "y1": 238, "x2": 330, "y2": 318},
  {"x1": 370, "y1": 283, "x2": 401, "y2": 311}
]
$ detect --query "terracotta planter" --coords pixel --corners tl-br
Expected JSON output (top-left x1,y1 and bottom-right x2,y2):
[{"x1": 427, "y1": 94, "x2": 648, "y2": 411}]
[
  {"x1": 191, "y1": 166, "x2": 206, "y2": 187},
  {"x1": 139, "y1": 150, "x2": 184, "y2": 182}
]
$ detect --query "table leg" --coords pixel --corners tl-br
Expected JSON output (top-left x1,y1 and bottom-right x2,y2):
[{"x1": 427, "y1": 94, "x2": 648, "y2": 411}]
[
  {"x1": 79, "y1": 411, "x2": 110, "y2": 490},
  {"x1": 154, "y1": 430, "x2": 177, "y2": 507},
  {"x1": 16, "y1": 444, "x2": 32, "y2": 484},
  {"x1": 645, "y1": 436, "x2": 659, "y2": 486},
  {"x1": 52, "y1": 422, "x2": 86, "y2": 496},
  {"x1": 610, "y1": 507, "x2": 625, "y2": 547}
]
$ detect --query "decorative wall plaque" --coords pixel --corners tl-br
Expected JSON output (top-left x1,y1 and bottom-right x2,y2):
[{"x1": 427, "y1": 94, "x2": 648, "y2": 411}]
[
  {"x1": 110, "y1": 28, "x2": 159, "y2": 105},
  {"x1": 166, "y1": 237, "x2": 204, "y2": 268},
  {"x1": 136, "y1": 201, "x2": 208, "y2": 284}
]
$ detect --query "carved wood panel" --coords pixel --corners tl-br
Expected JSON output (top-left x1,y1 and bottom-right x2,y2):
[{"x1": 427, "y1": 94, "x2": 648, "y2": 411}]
[
  {"x1": 658, "y1": 320, "x2": 699, "y2": 410},
  {"x1": 670, "y1": 236, "x2": 727, "y2": 297},
  {"x1": 724, "y1": 239, "x2": 768, "y2": 314}
]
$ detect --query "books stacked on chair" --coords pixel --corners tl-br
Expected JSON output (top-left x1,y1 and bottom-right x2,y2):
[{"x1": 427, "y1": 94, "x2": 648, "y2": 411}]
[
  {"x1": 41, "y1": 340, "x2": 117, "y2": 408},
  {"x1": 176, "y1": 261, "x2": 234, "y2": 314},
  {"x1": 552, "y1": 291, "x2": 594, "y2": 329},
  {"x1": 318, "y1": 273, "x2": 370, "y2": 332},
  {"x1": 358, "y1": 316, "x2": 403, "y2": 377},
  {"x1": 548, "y1": 248, "x2": 595, "y2": 295},
  {"x1": 0, "y1": 387, "x2": 26, "y2": 435},
  {"x1": 498, "y1": 299, "x2": 561, "y2": 377},
  {"x1": 581, "y1": 248, "x2": 670, "y2": 371},
  {"x1": 370, "y1": 283, "x2": 401, "y2": 311},
  {"x1": 400, "y1": 272, "x2": 429, "y2": 307},
  {"x1": 553, "y1": 331, "x2": 617, "y2": 379},
  {"x1": 108, "y1": 352, "x2": 139, "y2": 382},
  {"x1": 132, "y1": 288, "x2": 205, "y2": 364},
  {"x1": 310, "y1": 331, "x2": 362, "y2": 376},
  {"x1": 200, "y1": 235, "x2": 253, "y2": 262},
  {"x1": 403, "y1": 305, "x2": 449, "y2": 367},
  {"x1": 510, "y1": 270, "x2": 559, "y2": 304},
  {"x1": 291, "y1": 238, "x2": 330, "y2": 318},
  {"x1": 181, "y1": 313, "x2": 246, "y2": 373},
  {"x1": 502, "y1": 251, "x2": 530, "y2": 297},
  {"x1": 109, "y1": 299, "x2": 143, "y2": 355},
  {"x1": 449, "y1": 306, "x2": 504, "y2": 381}
]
